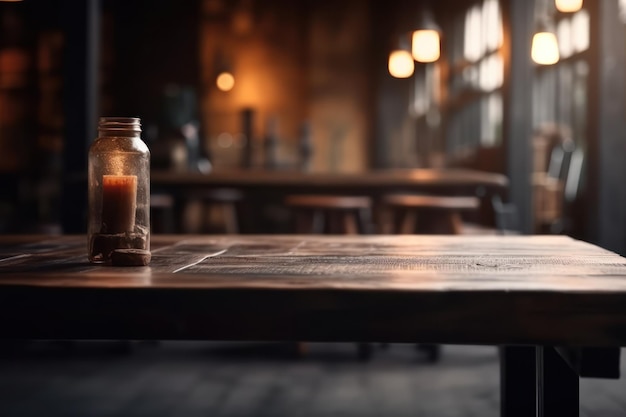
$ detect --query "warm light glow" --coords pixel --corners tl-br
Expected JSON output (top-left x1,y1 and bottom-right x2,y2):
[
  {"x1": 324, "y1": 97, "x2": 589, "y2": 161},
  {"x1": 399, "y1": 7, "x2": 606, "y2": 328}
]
[
  {"x1": 412, "y1": 30, "x2": 440, "y2": 63},
  {"x1": 464, "y1": 6, "x2": 482, "y2": 61},
  {"x1": 483, "y1": 0, "x2": 503, "y2": 51},
  {"x1": 388, "y1": 50, "x2": 414, "y2": 78},
  {"x1": 531, "y1": 32, "x2": 560, "y2": 65},
  {"x1": 557, "y1": 19, "x2": 573, "y2": 58},
  {"x1": 216, "y1": 71, "x2": 235, "y2": 91},
  {"x1": 479, "y1": 53, "x2": 503, "y2": 91},
  {"x1": 571, "y1": 10, "x2": 590, "y2": 52},
  {"x1": 555, "y1": 0, "x2": 583, "y2": 13}
]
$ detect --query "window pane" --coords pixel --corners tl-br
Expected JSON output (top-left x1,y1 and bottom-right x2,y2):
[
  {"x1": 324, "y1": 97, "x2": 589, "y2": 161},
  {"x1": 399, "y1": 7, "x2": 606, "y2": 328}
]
[
  {"x1": 557, "y1": 18, "x2": 573, "y2": 59},
  {"x1": 411, "y1": 67, "x2": 428, "y2": 116},
  {"x1": 533, "y1": 69, "x2": 557, "y2": 128},
  {"x1": 572, "y1": 60, "x2": 588, "y2": 146},
  {"x1": 450, "y1": 14, "x2": 466, "y2": 64},
  {"x1": 481, "y1": 93, "x2": 502, "y2": 147},
  {"x1": 463, "y1": 65, "x2": 480, "y2": 89},
  {"x1": 557, "y1": 63, "x2": 574, "y2": 126},
  {"x1": 464, "y1": 6, "x2": 482, "y2": 62},
  {"x1": 479, "y1": 53, "x2": 503, "y2": 91},
  {"x1": 483, "y1": 0, "x2": 502, "y2": 52},
  {"x1": 572, "y1": 10, "x2": 590, "y2": 53}
]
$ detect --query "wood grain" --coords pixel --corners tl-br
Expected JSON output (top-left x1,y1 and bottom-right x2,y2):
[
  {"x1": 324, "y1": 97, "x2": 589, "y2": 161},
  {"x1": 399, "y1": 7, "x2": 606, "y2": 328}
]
[{"x1": 1, "y1": 235, "x2": 626, "y2": 346}]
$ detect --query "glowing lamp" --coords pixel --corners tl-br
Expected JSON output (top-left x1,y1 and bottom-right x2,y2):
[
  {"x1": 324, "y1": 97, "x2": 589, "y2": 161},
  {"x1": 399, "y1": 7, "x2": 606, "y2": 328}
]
[
  {"x1": 555, "y1": 0, "x2": 583, "y2": 13},
  {"x1": 531, "y1": 31, "x2": 560, "y2": 65},
  {"x1": 412, "y1": 30, "x2": 440, "y2": 63},
  {"x1": 216, "y1": 71, "x2": 235, "y2": 92},
  {"x1": 388, "y1": 50, "x2": 415, "y2": 78}
]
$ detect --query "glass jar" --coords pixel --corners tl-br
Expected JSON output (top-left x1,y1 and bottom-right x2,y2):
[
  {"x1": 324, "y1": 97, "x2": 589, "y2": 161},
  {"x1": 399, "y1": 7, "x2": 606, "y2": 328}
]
[{"x1": 88, "y1": 117, "x2": 150, "y2": 264}]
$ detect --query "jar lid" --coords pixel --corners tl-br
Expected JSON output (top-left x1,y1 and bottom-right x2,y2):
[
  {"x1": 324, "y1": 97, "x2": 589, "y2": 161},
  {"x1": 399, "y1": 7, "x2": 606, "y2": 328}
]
[{"x1": 99, "y1": 117, "x2": 141, "y2": 133}]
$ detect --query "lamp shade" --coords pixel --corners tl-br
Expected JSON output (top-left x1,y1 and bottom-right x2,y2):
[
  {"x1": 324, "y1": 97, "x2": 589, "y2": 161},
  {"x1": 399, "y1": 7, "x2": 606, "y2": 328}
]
[
  {"x1": 412, "y1": 30, "x2": 440, "y2": 63},
  {"x1": 388, "y1": 50, "x2": 415, "y2": 78},
  {"x1": 555, "y1": 0, "x2": 583, "y2": 13},
  {"x1": 531, "y1": 32, "x2": 560, "y2": 65}
]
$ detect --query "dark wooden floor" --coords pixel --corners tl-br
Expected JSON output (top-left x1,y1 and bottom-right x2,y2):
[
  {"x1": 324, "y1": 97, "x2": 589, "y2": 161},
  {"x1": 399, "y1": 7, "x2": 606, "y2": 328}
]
[{"x1": 0, "y1": 342, "x2": 624, "y2": 416}]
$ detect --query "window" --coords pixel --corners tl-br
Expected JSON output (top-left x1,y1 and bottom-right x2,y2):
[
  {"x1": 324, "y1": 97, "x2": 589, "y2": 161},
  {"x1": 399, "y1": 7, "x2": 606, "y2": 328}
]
[
  {"x1": 532, "y1": 6, "x2": 589, "y2": 148},
  {"x1": 557, "y1": 10, "x2": 589, "y2": 60},
  {"x1": 446, "y1": 0, "x2": 504, "y2": 156}
]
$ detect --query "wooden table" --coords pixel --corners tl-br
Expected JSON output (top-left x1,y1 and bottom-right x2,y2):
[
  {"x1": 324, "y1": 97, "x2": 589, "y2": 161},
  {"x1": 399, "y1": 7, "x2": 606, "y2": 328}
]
[
  {"x1": 151, "y1": 168, "x2": 509, "y2": 191},
  {"x1": 151, "y1": 168, "x2": 509, "y2": 232},
  {"x1": 0, "y1": 234, "x2": 624, "y2": 417}
]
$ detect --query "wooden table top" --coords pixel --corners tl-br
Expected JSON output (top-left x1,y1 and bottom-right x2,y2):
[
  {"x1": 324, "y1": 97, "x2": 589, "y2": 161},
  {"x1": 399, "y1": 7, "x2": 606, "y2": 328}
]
[
  {"x1": 151, "y1": 168, "x2": 509, "y2": 191},
  {"x1": 1, "y1": 234, "x2": 625, "y2": 346}
]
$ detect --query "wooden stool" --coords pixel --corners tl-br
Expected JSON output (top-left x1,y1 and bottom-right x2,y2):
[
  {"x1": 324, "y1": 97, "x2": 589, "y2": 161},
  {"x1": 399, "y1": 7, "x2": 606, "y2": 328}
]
[
  {"x1": 381, "y1": 194, "x2": 480, "y2": 235},
  {"x1": 381, "y1": 194, "x2": 480, "y2": 363},
  {"x1": 284, "y1": 195, "x2": 372, "y2": 234},
  {"x1": 284, "y1": 194, "x2": 373, "y2": 360},
  {"x1": 183, "y1": 188, "x2": 242, "y2": 234}
]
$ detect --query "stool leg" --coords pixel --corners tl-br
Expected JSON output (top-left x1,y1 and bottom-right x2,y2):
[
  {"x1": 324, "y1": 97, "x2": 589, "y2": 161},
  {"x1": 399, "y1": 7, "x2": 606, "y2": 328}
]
[
  {"x1": 221, "y1": 203, "x2": 239, "y2": 234},
  {"x1": 312, "y1": 210, "x2": 325, "y2": 233},
  {"x1": 427, "y1": 212, "x2": 462, "y2": 235},
  {"x1": 182, "y1": 200, "x2": 204, "y2": 233},
  {"x1": 295, "y1": 211, "x2": 312, "y2": 234},
  {"x1": 399, "y1": 209, "x2": 417, "y2": 234},
  {"x1": 325, "y1": 211, "x2": 338, "y2": 234},
  {"x1": 378, "y1": 207, "x2": 393, "y2": 234},
  {"x1": 449, "y1": 211, "x2": 463, "y2": 235},
  {"x1": 356, "y1": 208, "x2": 372, "y2": 234},
  {"x1": 342, "y1": 212, "x2": 359, "y2": 235},
  {"x1": 295, "y1": 210, "x2": 324, "y2": 234}
]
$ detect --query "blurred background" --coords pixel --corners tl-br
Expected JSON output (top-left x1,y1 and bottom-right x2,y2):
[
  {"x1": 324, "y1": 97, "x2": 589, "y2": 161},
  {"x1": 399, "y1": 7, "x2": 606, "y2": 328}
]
[
  {"x1": 2, "y1": 0, "x2": 626, "y2": 415},
  {"x1": 1, "y1": 0, "x2": 625, "y2": 249}
]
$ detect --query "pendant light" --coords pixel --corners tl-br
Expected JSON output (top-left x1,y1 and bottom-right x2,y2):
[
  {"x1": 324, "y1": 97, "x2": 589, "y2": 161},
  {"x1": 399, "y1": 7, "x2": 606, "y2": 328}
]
[
  {"x1": 531, "y1": 18, "x2": 560, "y2": 65},
  {"x1": 555, "y1": 0, "x2": 583, "y2": 13},
  {"x1": 388, "y1": 35, "x2": 414, "y2": 78},
  {"x1": 411, "y1": 8, "x2": 441, "y2": 63},
  {"x1": 216, "y1": 71, "x2": 235, "y2": 91},
  {"x1": 214, "y1": 49, "x2": 235, "y2": 92}
]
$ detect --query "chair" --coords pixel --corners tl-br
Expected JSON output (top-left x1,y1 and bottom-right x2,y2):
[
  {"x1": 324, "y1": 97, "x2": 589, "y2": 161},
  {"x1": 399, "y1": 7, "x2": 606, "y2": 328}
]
[
  {"x1": 556, "y1": 148, "x2": 585, "y2": 235},
  {"x1": 534, "y1": 148, "x2": 583, "y2": 234}
]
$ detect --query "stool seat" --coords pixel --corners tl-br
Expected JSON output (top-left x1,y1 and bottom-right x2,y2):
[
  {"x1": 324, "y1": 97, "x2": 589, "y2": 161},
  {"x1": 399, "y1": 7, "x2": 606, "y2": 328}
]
[
  {"x1": 285, "y1": 195, "x2": 371, "y2": 209},
  {"x1": 383, "y1": 194, "x2": 480, "y2": 210},
  {"x1": 382, "y1": 194, "x2": 480, "y2": 235},
  {"x1": 285, "y1": 195, "x2": 372, "y2": 235}
]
